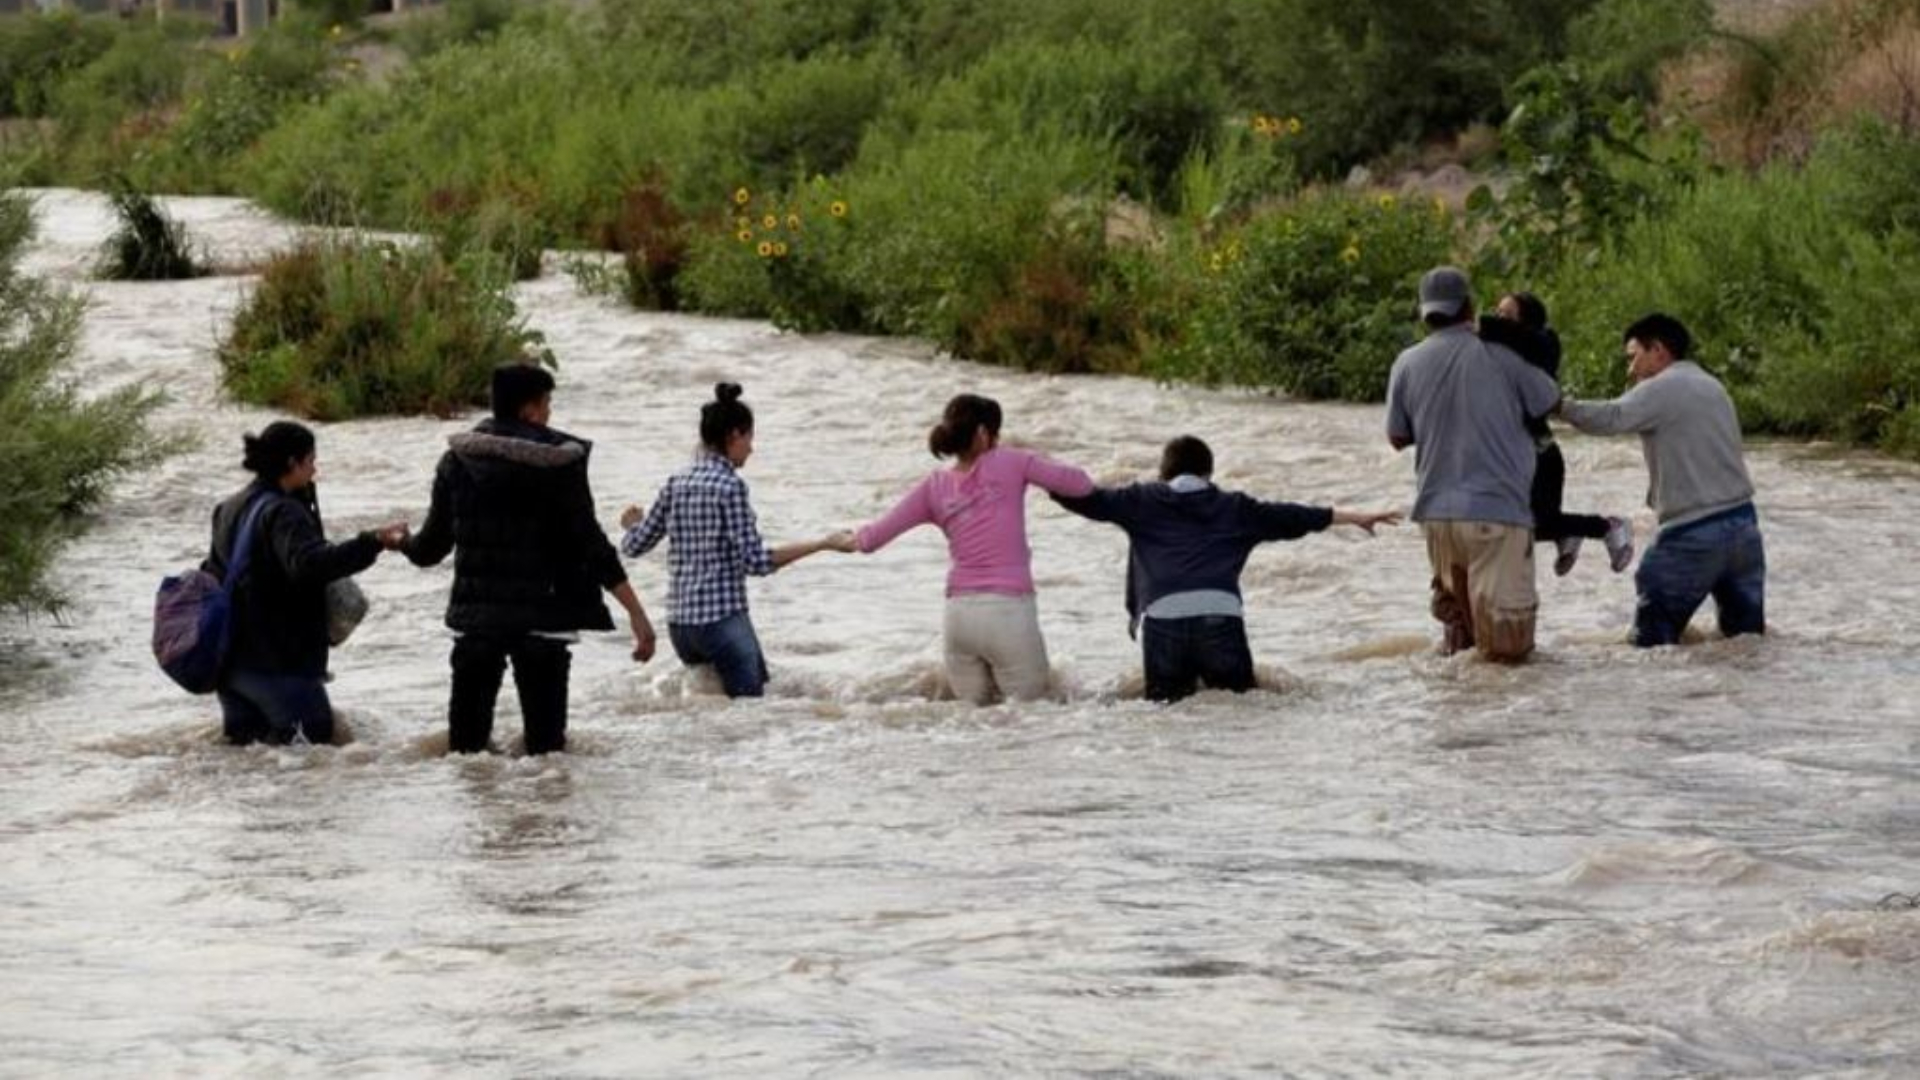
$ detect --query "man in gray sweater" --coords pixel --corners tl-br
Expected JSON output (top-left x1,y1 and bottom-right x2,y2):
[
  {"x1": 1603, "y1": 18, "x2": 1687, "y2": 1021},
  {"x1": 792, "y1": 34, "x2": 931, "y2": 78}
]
[{"x1": 1557, "y1": 314, "x2": 1766, "y2": 646}]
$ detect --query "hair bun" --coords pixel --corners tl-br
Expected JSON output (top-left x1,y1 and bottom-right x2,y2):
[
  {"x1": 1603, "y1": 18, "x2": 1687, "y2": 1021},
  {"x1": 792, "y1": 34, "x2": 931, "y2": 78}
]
[{"x1": 715, "y1": 382, "x2": 743, "y2": 404}]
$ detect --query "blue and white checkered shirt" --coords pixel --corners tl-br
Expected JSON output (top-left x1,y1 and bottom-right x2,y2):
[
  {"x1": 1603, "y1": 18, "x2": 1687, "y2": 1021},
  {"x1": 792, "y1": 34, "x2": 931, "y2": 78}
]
[{"x1": 621, "y1": 453, "x2": 776, "y2": 626}]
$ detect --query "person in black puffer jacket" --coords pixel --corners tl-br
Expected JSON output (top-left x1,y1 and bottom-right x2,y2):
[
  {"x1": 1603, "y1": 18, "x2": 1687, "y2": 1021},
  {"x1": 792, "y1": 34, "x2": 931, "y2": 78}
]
[
  {"x1": 206, "y1": 421, "x2": 410, "y2": 746},
  {"x1": 403, "y1": 363, "x2": 657, "y2": 755}
]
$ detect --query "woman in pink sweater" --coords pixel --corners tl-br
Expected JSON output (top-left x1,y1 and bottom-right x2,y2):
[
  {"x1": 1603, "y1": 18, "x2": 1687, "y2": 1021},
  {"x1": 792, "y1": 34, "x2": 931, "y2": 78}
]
[{"x1": 843, "y1": 394, "x2": 1094, "y2": 704}]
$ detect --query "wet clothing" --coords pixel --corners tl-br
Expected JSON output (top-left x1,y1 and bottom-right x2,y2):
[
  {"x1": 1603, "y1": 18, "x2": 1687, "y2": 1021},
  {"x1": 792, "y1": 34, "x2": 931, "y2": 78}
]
[
  {"x1": 668, "y1": 612, "x2": 770, "y2": 698},
  {"x1": 1632, "y1": 504, "x2": 1767, "y2": 646},
  {"x1": 405, "y1": 417, "x2": 628, "y2": 635},
  {"x1": 1386, "y1": 324, "x2": 1560, "y2": 528},
  {"x1": 405, "y1": 417, "x2": 629, "y2": 753},
  {"x1": 1560, "y1": 362, "x2": 1764, "y2": 646},
  {"x1": 1054, "y1": 476, "x2": 1332, "y2": 702},
  {"x1": 1423, "y1": 520, "x2": 1538, "y2": 661},
  {"x1": 857, "y1": 447, "x2": 1094, "y2": 596},
  {"x1": 942, "y1": 593, "x2": 1052, "y2": 704},
  {"x1": 1052, "y1": 477, "x2": 1332, "y2": 633},
  {"x1": 1559, "y1": 361, "x2": 1756, "y2": 530},
  {"x1": 1141, "y1": 615, "x2": 1256, "y2": 703},
  {"x1": 205, "y1": 482, "x2": 382, "y2": 680},
  {"x1": 217, "y1": 668, "x2": 335, "y2": 747},
  {"x1": 621, "y1": 452, "x2": 775, "y2": 627},
  {"x1": 449, "y1": 633, "x2": 571, "y2": 754}
]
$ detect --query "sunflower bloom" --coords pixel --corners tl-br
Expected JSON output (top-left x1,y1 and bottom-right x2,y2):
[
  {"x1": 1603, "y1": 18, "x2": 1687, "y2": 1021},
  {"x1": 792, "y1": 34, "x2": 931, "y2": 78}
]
[
  {"x1": 772, "y1": 242, "x2": 789, "y2": 258},
  {"x1": 1377, "y1": 194, "x2": 1397, "y2": 211},
  {"x1": 734, "y1": 188, "x2": 751, "y2": 205},
  {"x1": 762, "y1": 214, "x2": 778, "y2": 229},
  {"x1": 1340, "y1": 245, "x2": 1361, "y2": 265},
  {"x1": 785, "y1": 213, "x2": 801, "y2": 230},
  {"x1": 829, "y1": 200, "x2": 848, "y2": 218},
  {"x1": 1287, "y1": 117, "x2": 1303, "y2": 135},
  {"x1": 737, "y1": 229, "x2": 753, "y2": 243},
  {"x1": 757, "y1": 241, "x2": 774, "y2": 258}
]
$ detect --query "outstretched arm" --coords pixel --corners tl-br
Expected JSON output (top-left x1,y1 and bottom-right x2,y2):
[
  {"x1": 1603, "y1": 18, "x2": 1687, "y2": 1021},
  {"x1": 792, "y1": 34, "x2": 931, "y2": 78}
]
[
  {"x1": 1560, "y1": 380, "x2": 1665, "y2": 436},
  {"x1": 403, "y1": 455, "x2": 456, "y2": 567},
  {"x1": 1021, "y1": 451, "x2": 1095, "y2": 498},
  {"x1": 855, "y1": 477, "x2": 934, "y2": 554},
  {"x1": 1051, "y1": 485, "x2": 1137, "y2": 526}
]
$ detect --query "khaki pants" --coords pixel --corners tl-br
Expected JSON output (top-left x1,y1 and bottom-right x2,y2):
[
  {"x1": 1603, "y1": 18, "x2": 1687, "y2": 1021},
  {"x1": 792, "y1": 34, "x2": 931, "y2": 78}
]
[
  {"x1": 943, "y1": 593, "x2": 1053, "y2": 705},
  {"x1": 1423, "y1": 521, "x2": 1538, "y2": 663}
]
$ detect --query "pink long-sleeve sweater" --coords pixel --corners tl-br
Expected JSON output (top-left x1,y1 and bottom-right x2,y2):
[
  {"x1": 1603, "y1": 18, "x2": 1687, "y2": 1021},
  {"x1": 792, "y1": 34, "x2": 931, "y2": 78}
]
[{"x1": 856, "y1": 447, "x2": 1094, "y2": 597}]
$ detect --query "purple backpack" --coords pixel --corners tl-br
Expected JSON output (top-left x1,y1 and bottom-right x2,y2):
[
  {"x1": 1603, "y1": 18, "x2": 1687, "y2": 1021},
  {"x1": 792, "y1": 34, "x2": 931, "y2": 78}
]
[{"x1": 152, "y1": 494, "x2": 272, "y2": 694}]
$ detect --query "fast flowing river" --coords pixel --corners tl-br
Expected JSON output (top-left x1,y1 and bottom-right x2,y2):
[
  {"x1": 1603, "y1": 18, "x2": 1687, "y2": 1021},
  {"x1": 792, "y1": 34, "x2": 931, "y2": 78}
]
[{"x1": 3, "y1": 190, "x2": 1919, "y2": 1077}]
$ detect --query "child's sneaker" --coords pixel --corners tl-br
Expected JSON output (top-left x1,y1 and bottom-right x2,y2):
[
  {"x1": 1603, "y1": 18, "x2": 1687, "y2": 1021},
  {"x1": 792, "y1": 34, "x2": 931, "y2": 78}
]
[
  {"x1": 1553, "y1": 536, "x2": 1582, "y2": 577},
  {"x1": 1604, "y1": 516, "x2": 1635, "y2": 572}
]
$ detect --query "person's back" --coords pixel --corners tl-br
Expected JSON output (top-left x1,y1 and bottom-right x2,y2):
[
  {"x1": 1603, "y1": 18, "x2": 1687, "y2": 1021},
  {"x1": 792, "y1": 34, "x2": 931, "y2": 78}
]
[
  {"x1": 1387, "y1": 324, "x2": 1555, "y2": 528},
  {"x1": 425, "y1": 416, "x2": 620, "y2": 634},
  {"x1": 877, "y1": 446, "x2": 1081, "y2": 596},
  {"x1": 405, "y1": 363, "x2": 653, "y2": 754},
  {"x1": 1055, "y1": 435, "x2": 1394, "y2": 701}
]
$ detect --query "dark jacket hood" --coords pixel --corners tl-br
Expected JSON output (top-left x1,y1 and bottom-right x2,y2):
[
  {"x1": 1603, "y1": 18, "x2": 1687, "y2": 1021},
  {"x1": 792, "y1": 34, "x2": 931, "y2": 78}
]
[{"x1": 449, "y1": 418, "x2": 591, "y2": 470}]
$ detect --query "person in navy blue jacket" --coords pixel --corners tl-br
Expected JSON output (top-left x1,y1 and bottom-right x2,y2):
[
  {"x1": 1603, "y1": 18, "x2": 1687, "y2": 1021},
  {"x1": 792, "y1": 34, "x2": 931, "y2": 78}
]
[{"x1": 1054, "y1": 436, "x2": 1398, "y2": 703}]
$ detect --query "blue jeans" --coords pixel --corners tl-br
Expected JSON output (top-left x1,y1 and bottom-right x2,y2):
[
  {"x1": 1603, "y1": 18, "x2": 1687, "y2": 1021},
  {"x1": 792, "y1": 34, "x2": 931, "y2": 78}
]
[
  {"x1": 669, "y1": 613, "x2": 769, "y2": 698},
  {"x1": 217, "y1": 669, "x2": 333, "y2": 746},
  {"x1": 1633, "y1": 504, "x2": 1767, "y2": 647},
  {"x1": 1141, "y1": 615, "x2": 1256, "y2": 703}
]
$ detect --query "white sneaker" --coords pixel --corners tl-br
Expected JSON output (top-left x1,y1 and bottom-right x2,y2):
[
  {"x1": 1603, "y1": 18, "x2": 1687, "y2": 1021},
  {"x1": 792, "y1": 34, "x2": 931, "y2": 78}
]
[
  {"x1": 1553, "y1": 536, "x2": 1582, "y2": 577},
  {"x1": 1604, "y1": 516, "x2": 1635, "y2": 572}
]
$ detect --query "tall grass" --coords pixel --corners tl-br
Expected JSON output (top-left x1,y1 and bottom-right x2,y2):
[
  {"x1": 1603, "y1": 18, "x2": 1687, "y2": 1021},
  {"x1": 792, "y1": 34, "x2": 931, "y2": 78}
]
[{"x1": 96, "y1": 187, "x2": 205, "y2": 281}]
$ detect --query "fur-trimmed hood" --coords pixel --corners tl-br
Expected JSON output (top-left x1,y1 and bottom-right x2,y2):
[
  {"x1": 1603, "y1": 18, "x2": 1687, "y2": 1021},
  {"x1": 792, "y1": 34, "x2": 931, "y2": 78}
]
[{"x1": 448, "y1": 419, "x2": 590, "y2": 469}]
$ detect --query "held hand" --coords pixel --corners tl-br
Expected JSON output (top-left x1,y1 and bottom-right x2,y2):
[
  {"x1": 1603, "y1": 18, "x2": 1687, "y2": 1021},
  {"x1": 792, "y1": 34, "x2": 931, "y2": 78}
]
[
  {"x1": 619, "y1": 504, "x2": 645, "y2": 531},
  {"x1": 823, "y1": 530, "x2": 859, "y2": 554},
  {"x1": 630, "y1": 611, "x2": 657, "y2": 663},
  {"x1": 1338, "y1": 509, "x2": 1402, "y2": 535},
  {"x1": 374, "y1": 522, "x2": 411, "y2": 550}
]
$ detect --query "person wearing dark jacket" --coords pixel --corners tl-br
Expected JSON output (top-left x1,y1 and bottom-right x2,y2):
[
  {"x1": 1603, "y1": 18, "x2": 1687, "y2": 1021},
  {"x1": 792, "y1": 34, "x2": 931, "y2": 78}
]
[
  {"x1": 206, "y1": 421, "x2": 410, "y2": 746},
  {"x1": 1480, "y1": 292, "x2": 1633, "y2": 577},
  {"x1": 1054, "y1": 436, "x2": 1398, "y2": 702},
  {"x1": 404, "y1": 363, "x2": 657, "y2": 755}
]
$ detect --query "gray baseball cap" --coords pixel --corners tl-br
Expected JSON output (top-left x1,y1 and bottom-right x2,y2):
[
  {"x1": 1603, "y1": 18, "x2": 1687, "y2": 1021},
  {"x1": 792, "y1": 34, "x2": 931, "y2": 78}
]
[{"x1": 1418, "y1": 266, "x2": 1472, "y2": 318}]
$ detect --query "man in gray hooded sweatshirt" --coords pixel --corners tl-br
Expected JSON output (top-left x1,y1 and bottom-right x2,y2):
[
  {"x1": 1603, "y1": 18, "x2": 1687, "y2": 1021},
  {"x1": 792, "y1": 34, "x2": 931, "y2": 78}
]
[{"x1": 1558, "y1": 313, "x2": 1765, "y2": 646}]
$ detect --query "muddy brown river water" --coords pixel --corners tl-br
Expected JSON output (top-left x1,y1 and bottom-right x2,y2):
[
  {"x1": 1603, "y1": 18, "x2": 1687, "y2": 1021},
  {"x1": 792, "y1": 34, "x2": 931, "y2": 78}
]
[{"x1": 3, "y1": 190, "x2": 1918, "y2": 1077}]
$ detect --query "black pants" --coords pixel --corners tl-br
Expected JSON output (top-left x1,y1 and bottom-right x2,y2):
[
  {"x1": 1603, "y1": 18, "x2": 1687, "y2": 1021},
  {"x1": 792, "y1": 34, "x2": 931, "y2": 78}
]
[
  {"x1": 449, "y1": 634, "x2": 572, "y2": 755},
  {"x1": 1141, "y1": 615, "x2": 1256, "y2": 703},
  {"x1": 1532, "y1": 443, "x2": 1609, "y2": 544}
]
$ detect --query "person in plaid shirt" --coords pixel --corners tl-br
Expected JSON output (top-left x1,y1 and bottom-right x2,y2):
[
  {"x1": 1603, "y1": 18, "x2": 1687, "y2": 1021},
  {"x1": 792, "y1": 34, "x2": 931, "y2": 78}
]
[{"x1": 620, "y1": 383, "x2": 848, "y2": 697}]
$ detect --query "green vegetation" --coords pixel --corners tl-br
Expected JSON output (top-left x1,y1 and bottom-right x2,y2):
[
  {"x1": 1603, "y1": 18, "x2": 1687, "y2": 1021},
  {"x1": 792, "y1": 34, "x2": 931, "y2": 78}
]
[
  {"x1": 217, "y1": 236, "x2": 547, "y2": 420},
  {"x1": 10, "y1": 0, "x2": 1920, "y2": 455},
  {"x1": 0, "y1": 189, "x2": 170, "y2": 614},
  {"x1": 97, "y1": 187, "x2": 205, "y2": 281}
]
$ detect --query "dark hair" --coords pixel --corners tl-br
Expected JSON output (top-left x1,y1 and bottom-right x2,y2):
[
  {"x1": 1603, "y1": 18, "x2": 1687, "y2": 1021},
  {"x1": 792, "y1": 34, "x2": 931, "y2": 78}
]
[
  {"x1": 241, "y1": 420, "x2": 316, "y2": 483},
  {"x1": 1159, "y1": 435, "x2": 1214, "y2": 481},
  {"x1": 700, "y1": 382, "x2": 754, "y2": 452},
  {"x1": 1623, "y1": 313, "x2": 1692, "y2": 360},
  {"x1": 492, "y1": 362, "x2": 556, "y2": 422},
  {"x1": 1502, "y1": 291, "x2": 1550, "y2": 332},
  {"x1": 927, "y1": 394, "x2": 1003, "y2": 459}
]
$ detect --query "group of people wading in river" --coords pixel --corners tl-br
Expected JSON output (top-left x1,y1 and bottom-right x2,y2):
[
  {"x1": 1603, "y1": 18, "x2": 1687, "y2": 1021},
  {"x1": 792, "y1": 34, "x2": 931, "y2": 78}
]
[{"x1": 196, "y1": 265, "x2": 1765, "y2": 752}]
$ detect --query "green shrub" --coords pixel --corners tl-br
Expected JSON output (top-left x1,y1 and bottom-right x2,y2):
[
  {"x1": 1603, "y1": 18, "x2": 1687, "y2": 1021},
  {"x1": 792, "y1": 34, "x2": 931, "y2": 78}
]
[
  {"x1": 1154, "y1": 191, "x2": 1456, "y2": 400},
  {"x1": 96, "y1": 187, "x2": 205, "y2": 281},
  {"x1": 832, "y1": 126, "x2": 1118, "y2": 350},
  {"x1": 218, "y1": 236, "x2": 547, "y2": 419},
  {"x1": 681, "y1": 178, "x2": 864, "y2": 331},
  {"x1": 158, "y1": 18, "x2": 336, "y2": 190},
  {"x1": 0, "y1": 189, "x2": 171, "y2": 614},
  {"x1": 0, "y1": 12, "x2": 119, "y2": 119}
]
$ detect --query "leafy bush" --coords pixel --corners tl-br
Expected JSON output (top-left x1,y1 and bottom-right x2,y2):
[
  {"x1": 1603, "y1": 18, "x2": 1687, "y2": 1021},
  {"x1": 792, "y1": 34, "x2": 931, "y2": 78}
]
[
  {"x1": 218, "y1": 237, "x2": 547, "y2": 420},
  {"x1": 0, "y1": 189, "x2": 170, "y2": 614},
  {"x1": 0, "y1": 12, "x2": 119, "y2": 119},
  {"x1": 1546, "y1": 124, "x2": 1920, "y2": 455},
  {"x1": 96, "y1": 187, "x2": 205, "y2": 281},
  {"x1": 158, "y1": 18, "x2": 337, "y2": 190},
  {"x1": 1154, "y1": 191, "x2": 1456, "y2": 400},
  {"x1": 681, "y1": 178, "x2": 864, "y2": 331}
]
